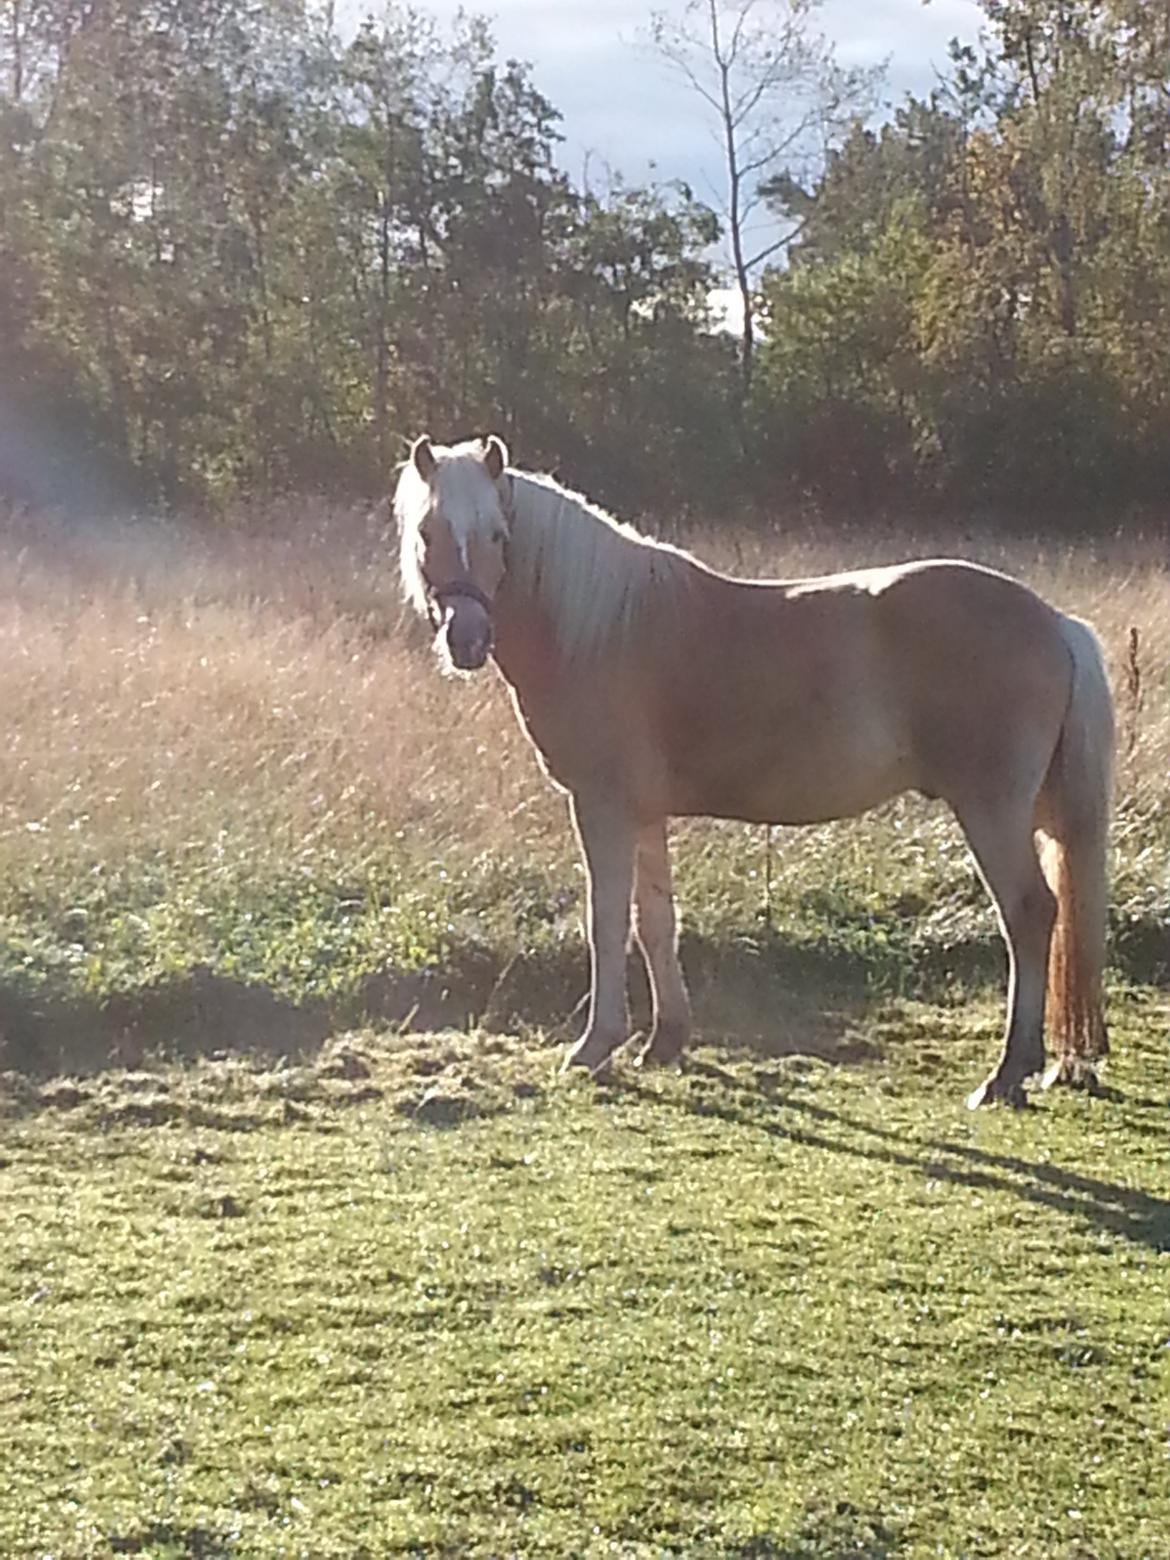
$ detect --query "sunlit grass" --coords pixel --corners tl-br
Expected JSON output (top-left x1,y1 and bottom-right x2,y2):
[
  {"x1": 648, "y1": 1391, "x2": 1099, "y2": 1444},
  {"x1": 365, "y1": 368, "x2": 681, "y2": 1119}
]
[{"x1": 0, "y1": 502, "x2": 1167, "y2": 1556}]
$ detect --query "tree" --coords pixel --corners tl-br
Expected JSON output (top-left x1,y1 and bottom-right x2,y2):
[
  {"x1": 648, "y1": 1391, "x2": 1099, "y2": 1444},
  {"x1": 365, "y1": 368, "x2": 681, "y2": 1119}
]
[
  {"x1": 743, "y1": 0, "x2": 1170, "y2": 512},
  {"x1": 0, "y1": 0, "x2": 741, "y2": 510},
  {"x1": 647, "y1": 0, "x2": 878, "y2": 396}
]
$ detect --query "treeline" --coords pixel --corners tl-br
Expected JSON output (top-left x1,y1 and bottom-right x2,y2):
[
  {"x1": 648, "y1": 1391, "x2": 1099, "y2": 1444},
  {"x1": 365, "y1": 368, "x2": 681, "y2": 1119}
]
[
  {"x1": 760, "y1": 1, "x2": 1170, "y2": 514},
  {"x1": 1, "y1": 0, "x2": 1169, "y2": 519},
  {"x1": 0, "y1": 0, "x2": 734, "y2": 512}
]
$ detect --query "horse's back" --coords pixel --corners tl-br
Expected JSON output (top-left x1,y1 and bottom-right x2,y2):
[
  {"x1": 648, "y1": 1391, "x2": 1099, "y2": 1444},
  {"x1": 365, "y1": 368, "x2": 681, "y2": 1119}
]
[{"x1": 648, "y1": 563, "x2": 909, "y2": 821}]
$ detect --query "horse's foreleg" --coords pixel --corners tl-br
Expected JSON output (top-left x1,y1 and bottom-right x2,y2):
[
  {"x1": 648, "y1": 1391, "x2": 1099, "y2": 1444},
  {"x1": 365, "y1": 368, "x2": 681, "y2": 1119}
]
[
  {"x1": 632, "y1": 820, "x2": 692, "y2": 1067},
  {"x1": 562, "y1": 793, "x2": 636, "y2": 1076},
  {"x1": 958, "y1": 803, "x2": 1056, "y2": 1110}
]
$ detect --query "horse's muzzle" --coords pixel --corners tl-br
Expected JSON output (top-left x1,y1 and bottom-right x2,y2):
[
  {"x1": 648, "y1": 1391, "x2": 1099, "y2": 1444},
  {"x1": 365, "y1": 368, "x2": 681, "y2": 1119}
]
[
  {"x1": 429, "y1": 578, "x2": 495, "y2": 671},
  {"x1": 444, "y1": 598, "x2": 493, "y2": 670}
]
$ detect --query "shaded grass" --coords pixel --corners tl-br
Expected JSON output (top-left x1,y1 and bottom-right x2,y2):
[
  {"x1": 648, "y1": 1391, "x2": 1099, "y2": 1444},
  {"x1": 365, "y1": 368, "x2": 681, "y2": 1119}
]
[{"x1": 2, "y1": 993, "x2": 1169, "y2": 1557}]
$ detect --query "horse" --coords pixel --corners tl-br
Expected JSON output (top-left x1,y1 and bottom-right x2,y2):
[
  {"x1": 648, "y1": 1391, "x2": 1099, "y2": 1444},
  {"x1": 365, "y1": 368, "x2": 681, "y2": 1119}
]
[{"x1": 395, "y1": 434, "x2": 1114, "y2": 1108}]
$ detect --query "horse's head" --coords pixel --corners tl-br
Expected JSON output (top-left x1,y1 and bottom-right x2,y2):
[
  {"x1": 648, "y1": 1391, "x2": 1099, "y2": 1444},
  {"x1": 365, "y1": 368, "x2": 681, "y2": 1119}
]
[{"x1": 396, "y1": 433, "x2": 511, "y2": 672}]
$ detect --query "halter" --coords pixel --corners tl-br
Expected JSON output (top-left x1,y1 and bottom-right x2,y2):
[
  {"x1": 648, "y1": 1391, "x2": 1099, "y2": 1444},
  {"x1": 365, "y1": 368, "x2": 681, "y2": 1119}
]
[{"x1": 425, "y1": 577, "x2": 495, "y2": 632}]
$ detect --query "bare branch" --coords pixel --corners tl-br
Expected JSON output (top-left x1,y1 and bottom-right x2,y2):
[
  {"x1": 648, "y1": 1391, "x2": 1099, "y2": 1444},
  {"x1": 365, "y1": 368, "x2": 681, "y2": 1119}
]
[
  {"x1": 644, "y1": 0, "x2": 886, "y2": 393},
  {"x1": 652, "y1": 33, "x2": 724, "y2": 116},
  {"x1": 729, "y1": 75, "x2": 771, "y2": 130},
  {"x1": 726, "y1": 0, "x2": 764, "y2": 68},
  {"x1": 707, "y1": 0, "x2": 725, "y2": 69},
  {"x1": 744, "y1": 216, "x2": 808, "y2": 271},
  {"x1": 736, "y1": 117, "x2": 821, "y2": 177}
]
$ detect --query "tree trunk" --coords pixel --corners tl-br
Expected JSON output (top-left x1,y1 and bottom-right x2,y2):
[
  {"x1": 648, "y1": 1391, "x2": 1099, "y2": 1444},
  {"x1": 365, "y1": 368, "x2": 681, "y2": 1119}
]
[
  {"x1": 713, "y1": 9, "x2": 753, "y2": 404},
  {"x1": 10, "y1": 0, "x2": 22, "y2": 102}
]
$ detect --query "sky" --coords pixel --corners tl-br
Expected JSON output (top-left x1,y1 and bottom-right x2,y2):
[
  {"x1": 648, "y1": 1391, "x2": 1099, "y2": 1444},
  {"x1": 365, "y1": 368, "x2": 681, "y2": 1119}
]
[
  {"x1": 338, "y1": 0, "x2": 986, "y2": 319},
  {"x1": 391, "y1": 0, "x2": 985, "y2": 205}
]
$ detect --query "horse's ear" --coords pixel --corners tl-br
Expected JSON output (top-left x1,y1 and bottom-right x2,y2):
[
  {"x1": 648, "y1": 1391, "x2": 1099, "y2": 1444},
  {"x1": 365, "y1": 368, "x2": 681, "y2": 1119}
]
[
  {"x1": 482, "y1": 434, "x2": 509, "y2": 480},
  {"x1": 411, "y1": 434, "x2": 437, "y2": 480}
]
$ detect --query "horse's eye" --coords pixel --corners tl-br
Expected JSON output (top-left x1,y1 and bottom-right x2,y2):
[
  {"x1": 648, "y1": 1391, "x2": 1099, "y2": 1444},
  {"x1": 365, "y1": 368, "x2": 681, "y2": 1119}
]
[{"x1": 491, "y1": 527, "x2": 507, "y2": 546}]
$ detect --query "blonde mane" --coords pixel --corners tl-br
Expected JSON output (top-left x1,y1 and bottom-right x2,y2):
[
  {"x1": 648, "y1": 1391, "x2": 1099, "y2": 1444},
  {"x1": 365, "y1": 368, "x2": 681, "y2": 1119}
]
[
  {"x1": 395, "y1": 459, "x2": 430, "y2": 621},
  {"x1": 506, "y1": 471, "x2": 694, "y2": 660}
]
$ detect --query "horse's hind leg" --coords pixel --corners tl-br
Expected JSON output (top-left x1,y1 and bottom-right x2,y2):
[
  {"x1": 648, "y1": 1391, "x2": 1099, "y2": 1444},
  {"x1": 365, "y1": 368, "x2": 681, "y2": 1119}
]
[
  {"x1": 562, "y1": 792, "x2": 636, "y2": 1076},
  {"x1": 631, "y1": 821, "x2": 692, "y2": 1068},
  {"x1": 956, "y1": 800, "x2": 1057, "y2": 1110}
]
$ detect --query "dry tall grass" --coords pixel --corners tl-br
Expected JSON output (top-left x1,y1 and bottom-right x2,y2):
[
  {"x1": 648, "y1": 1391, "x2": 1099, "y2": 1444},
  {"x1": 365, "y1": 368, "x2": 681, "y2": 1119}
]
[
  {"x1": 1, "y1": 501, "x2": 1166, "y2": 921},
  {"x1": 0, "y1": 504, "x2": 563, "y2": 888}
]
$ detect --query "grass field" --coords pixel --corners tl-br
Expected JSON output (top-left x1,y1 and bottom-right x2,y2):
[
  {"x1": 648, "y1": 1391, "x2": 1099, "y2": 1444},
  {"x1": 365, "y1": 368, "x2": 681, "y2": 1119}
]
[
  {"x1": 1, "y1": 501, "x2": 1168, "y2": 1556},
  {"x1": 3, "y1": 999, "x2": 1169, "y2": 1557}
]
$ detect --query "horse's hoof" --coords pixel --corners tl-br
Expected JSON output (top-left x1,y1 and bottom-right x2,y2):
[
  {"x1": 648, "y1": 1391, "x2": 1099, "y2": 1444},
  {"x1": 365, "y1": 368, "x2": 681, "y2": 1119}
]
[
  {"x1": 966, "y1": 1076, "x2": 1030, "y2": 1111},
  {"x1": 1041, "y1": 1058, "x2": 1102, "y2": 1093},
  {"x1": 633, "y1": 1048, "x2": 680, "y2": 1072},
  {"x1": 634, "y1": 1024, "x2": 689, "y2": 1069},
  {"x1": 560, "y1": 1038, "x2": 618, "y2": 1079}
]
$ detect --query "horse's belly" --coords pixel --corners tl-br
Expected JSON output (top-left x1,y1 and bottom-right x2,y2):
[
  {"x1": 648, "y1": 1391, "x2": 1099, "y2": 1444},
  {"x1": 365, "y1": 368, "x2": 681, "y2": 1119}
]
[
  {"x1": 691, "y1": 774, "x2": 904, "y2": 826},
  {"x1": 665, "y1": 717, "x2": 913, "y2": 825}
]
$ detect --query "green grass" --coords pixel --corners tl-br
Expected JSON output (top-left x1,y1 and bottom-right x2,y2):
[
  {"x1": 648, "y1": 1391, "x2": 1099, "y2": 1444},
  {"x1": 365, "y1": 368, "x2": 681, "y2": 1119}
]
[
  {"x1": 2, "y1": 516, "x2": 1167, "y2": 1555},
  {"x1": 3, "y1": 991, "x2": 1168, "y2": 1558},
  {"x1": 2, "y1": 792, "x2": 1167, "y2": 1075}
]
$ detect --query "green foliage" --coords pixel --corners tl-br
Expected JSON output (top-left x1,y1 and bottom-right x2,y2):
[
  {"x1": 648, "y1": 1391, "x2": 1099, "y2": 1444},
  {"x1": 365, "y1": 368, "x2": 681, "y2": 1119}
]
[
  {"x1": 754, "y1": 206, "x2": 932, "y2": 505},
  {"x1": 0, "y1": 0, "x2": 734, "y2": 512},
  {"x1": 4, "y1": 0, "x2": 1170, "y2": 516},
  {"x1": 757, "y1": 2, "x2": 1170, "y2": 513}
]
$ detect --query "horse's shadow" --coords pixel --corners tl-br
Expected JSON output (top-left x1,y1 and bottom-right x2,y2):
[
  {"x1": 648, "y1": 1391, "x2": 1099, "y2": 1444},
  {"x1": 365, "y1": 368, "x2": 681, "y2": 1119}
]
[{"x1": 602, "y1": 1055, "x2": 1170, "y2": 1255}]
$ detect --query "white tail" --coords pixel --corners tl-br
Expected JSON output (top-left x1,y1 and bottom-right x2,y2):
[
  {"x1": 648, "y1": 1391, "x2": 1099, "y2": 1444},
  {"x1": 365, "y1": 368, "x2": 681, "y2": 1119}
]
[{"x1": 1039, "y1": 616, "x2": 1114, "y2": 1083}]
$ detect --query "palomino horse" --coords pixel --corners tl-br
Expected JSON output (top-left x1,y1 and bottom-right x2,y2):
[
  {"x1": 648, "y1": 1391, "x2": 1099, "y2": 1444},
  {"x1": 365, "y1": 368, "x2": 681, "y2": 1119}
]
[{"x1": 396, "y1": 435, "x2": 1114, "y2": 1108}]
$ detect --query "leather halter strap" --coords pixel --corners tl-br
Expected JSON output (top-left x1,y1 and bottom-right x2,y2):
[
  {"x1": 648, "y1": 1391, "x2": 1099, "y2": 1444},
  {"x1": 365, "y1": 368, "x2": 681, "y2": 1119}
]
[
  {"x1": 425, "y1": 576, "x2": 494, "y2": 631},
  {"x1": 433, "y1": 578, "x2": 494, "y2": 613}
]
